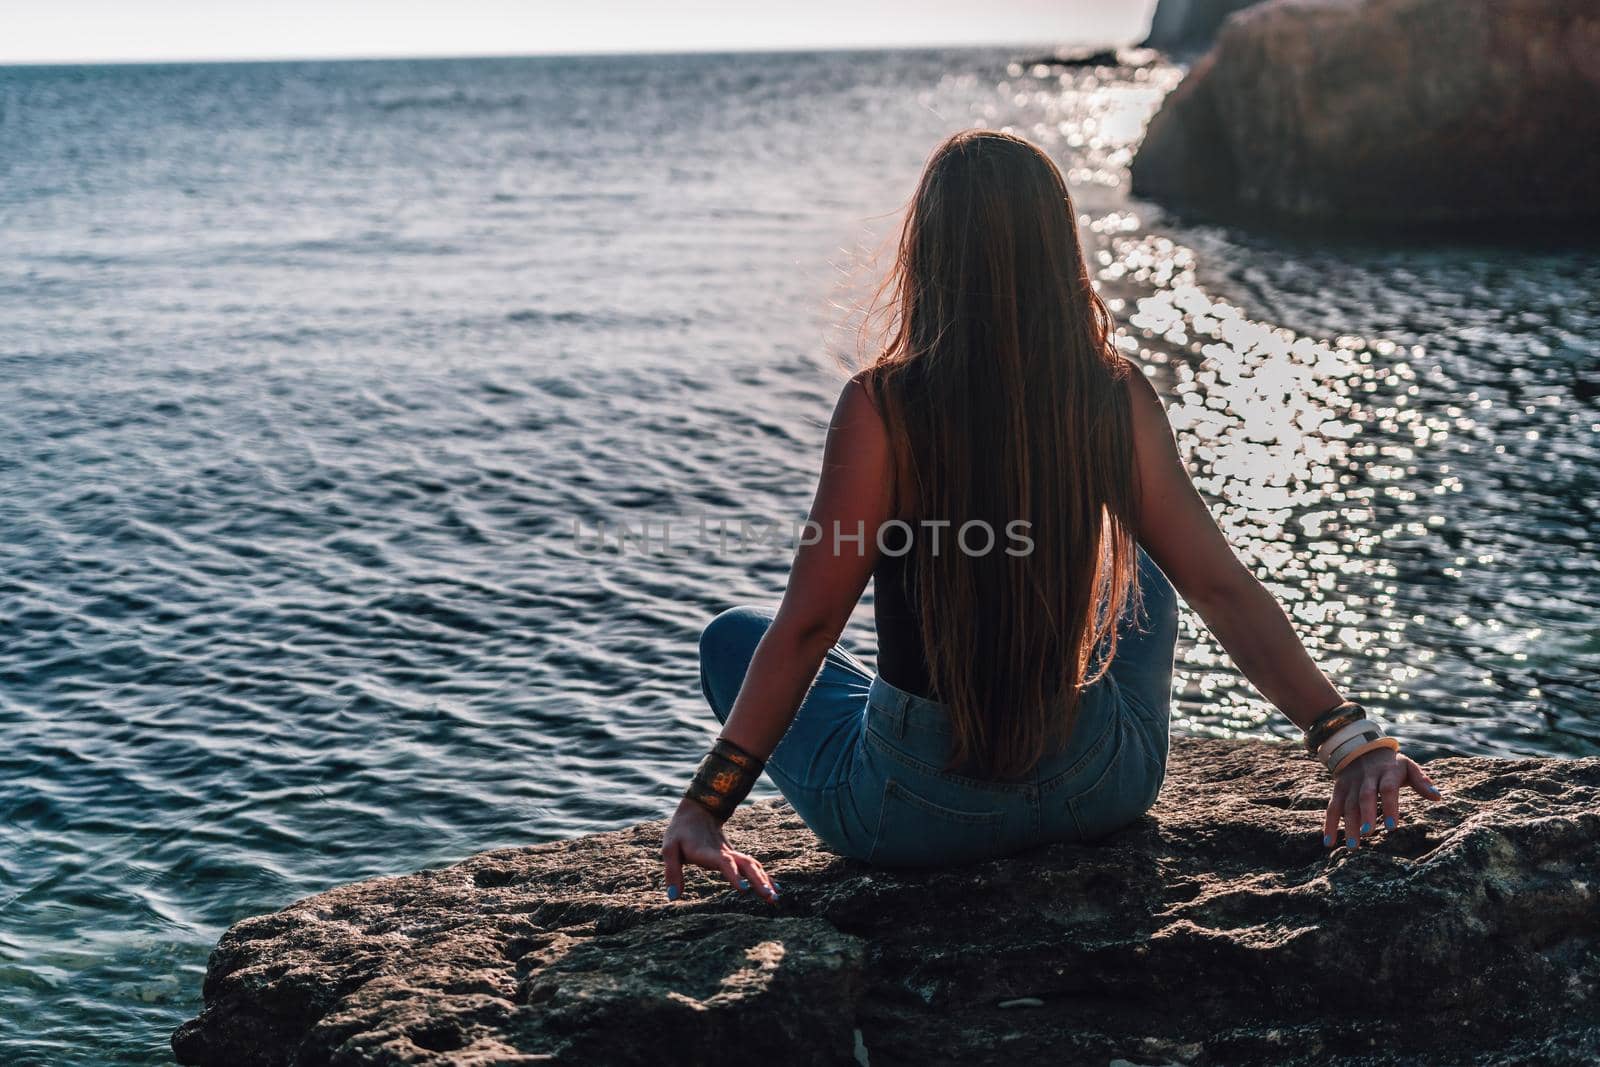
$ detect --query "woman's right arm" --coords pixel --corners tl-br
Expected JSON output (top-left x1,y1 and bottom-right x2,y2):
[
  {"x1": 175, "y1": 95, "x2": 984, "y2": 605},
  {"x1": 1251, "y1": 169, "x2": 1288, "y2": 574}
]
[{"x1": 1121, "y1": 362, "x2": 1439, "y2": 844}]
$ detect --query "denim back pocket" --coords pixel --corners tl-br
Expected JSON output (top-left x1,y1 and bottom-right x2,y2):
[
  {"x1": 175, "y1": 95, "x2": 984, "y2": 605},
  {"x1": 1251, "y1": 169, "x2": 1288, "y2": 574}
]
[
  {"x1": 867, "y1": 777, "x2": 1007, "y2": 868},
  {"x1": 1065, "y1": 721, "x2": 1161, "y2": 841}
]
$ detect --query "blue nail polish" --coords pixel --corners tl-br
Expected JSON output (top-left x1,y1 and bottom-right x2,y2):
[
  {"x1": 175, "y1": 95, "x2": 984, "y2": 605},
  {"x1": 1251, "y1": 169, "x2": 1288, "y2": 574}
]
[
  {"x1": 738, "y1": 879, "x2": 751, "y2": 892},
  {"x1": 666, "y1": 885, "x2": 679, "y2": 901},
  {"x1": 1322, "y1": 834, "x2": 1333, "y2": 848},
  {"x1": 1385, "y1": 816, "x2": 1397, "y2": 830},
  {"x1": 771, "y1": 881, "x2": 783, "y2": 891},
  {"x1": 1346, "y1": 838, "x2": 1358, "y2": 850},
  {"x1": 1360, "y1": 822, "x2": 1371, "y2": 835}
]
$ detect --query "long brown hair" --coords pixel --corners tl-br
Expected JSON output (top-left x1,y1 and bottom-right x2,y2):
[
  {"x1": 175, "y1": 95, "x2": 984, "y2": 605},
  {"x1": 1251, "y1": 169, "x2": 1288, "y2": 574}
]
[{"x1": 861, "y1": 129, "x2": 1139, "y2": 779}]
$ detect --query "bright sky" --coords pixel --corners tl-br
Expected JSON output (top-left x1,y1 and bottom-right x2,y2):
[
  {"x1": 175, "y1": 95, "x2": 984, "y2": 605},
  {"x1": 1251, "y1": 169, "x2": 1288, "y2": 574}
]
[{"x1": 2, "y1": 1, "x2": 1158, "y2": 66}]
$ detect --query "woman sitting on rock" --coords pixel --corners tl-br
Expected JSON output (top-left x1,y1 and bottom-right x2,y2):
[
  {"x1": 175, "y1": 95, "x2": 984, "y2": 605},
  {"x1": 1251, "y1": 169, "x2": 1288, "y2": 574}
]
[{"x1": 661, "y1": 129, "x2": 1440, "y2": 901}]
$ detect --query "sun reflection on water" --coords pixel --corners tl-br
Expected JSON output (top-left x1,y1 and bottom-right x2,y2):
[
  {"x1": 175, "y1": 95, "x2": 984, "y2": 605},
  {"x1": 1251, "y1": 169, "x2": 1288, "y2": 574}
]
[
  {"x1": 1126, "y1": 270, "x2": 1391, "y2": 734},
  {"x1": 979, "y1": 60, "x2": 1183, "y2": 191},
  {"x1": 1099, "y1": 235, "x2": 1551, "y2": 741}
]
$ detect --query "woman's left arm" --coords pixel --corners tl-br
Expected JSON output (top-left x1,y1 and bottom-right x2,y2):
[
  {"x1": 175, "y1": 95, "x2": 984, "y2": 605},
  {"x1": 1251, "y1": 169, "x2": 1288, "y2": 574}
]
[{"x1": 661, "y1": 376, "x2": 892, "y2": 901}]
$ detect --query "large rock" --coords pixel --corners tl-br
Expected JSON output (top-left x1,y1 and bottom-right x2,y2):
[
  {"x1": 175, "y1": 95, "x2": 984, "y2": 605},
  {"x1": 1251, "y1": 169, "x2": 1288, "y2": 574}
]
[
  {"x1": 173, "y1": 738, "x2": 1600, "y2": 1066},
  {"x1": 1140, "y1": 0, "x2": 1266, "y2": 51},
  {"x1": 1130, "y1": 0, "x2": 1600, "y2": 228}
]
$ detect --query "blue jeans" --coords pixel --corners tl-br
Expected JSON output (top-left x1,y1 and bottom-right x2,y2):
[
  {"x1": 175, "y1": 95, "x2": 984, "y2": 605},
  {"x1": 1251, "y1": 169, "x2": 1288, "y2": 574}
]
[{"x1": 698, "y1": 546, "x2": 1180, "y2": 866}]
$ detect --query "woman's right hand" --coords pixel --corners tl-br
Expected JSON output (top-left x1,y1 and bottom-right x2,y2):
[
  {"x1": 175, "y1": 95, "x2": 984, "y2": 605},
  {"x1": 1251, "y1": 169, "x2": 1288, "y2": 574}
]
[
  {"x1": 660, "y1": 798, "x2": 778, "y2": 903},
  {"x1": 1323, "y1": 747, "x2": 1441, "y2": 850}
]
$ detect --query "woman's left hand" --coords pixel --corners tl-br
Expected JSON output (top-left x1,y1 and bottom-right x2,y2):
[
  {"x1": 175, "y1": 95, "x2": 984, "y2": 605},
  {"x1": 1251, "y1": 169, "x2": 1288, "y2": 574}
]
[
  {"x1": 1323, "y1": 747, "x2": 1440, "y2": 850},
  {"x1": 660, "y1": 798, "x2": 778, "y2": 903}
]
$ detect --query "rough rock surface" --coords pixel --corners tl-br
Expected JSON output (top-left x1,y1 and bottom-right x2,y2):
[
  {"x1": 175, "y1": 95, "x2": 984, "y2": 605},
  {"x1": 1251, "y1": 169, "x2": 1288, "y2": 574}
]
[
  {"x1": 1130, "y1": 0, "x2": 1600, "y2": 228},
  {"x1": 1140, "y1": 0, "x2": 1265, "y2": 52},
  {"x1": 173, "y1": 738, "x2": 1600, "y2": 1066}
]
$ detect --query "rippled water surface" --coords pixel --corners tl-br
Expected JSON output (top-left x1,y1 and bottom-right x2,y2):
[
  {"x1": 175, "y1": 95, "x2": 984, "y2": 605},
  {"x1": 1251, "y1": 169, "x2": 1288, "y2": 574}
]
[{"x1": 1, "y1": 50, "x2": 1596, "y2": 1063}]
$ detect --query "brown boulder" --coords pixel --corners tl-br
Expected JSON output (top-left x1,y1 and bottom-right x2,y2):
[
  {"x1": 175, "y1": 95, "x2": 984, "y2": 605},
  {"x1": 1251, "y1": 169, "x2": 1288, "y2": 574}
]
[
  {"x1": 1140, "y1": 0, "x2": 1266, "y2": 52},
  {"x1": 1130, "y1": 0, "x2": 1600, "y2": 228},
  {"x1": 173, "y1": 737, "x2": 1600, "y2": 1065}
]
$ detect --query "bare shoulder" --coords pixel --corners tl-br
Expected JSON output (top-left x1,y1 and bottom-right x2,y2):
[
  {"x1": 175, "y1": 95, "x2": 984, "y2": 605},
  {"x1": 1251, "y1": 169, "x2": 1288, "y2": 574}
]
[
  {"x1": 846, "y1": 367, "x2": 883, "y2": 410},
  {"x1": 1117, "y1": 355, "x2": 1163, "y2": 413},
  {"x1": 1117, "y1": 356, "x2": 1176, "y2": 449},
  {"x1": 834, "y1": 370, "x2": 890, "y2": 440}
]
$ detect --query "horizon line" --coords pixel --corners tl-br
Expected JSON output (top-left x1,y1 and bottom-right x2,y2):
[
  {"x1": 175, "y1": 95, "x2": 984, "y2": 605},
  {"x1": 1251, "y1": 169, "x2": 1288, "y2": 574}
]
[{"x1": 0, "y1": 35, "x2": 1137, "y2": 72}]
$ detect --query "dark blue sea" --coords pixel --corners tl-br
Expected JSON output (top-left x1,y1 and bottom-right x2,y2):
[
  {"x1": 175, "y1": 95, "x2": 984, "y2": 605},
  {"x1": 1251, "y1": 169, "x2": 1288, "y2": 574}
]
[{"x1": 1, "y1": 48, "x2": 1595, "y2": 1063}]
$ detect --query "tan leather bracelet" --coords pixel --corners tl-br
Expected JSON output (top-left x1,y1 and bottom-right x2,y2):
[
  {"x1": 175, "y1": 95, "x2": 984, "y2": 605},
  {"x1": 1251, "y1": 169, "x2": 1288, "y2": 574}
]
[
  {"x1": 684, "y1": 737, "x2": 764, "y2": 822},
  {"x1": 1317, "y1": 720, "x2": 1377, "y2": 765},
  {"x1": 1333, "y1": 736, "x2": 1400, "y2": 774}
]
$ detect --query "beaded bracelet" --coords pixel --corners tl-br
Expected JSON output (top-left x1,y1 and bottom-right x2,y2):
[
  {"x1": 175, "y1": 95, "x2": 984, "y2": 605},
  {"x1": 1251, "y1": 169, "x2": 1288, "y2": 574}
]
[{"x1": 684, "y1": 737, "x2": 765, "y2": 822}]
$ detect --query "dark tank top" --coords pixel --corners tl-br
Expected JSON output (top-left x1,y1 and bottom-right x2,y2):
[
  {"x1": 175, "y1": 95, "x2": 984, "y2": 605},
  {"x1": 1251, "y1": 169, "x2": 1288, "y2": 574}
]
[
  {"x1": 863, "y1": 370, "x2": 936, "y2": 697},
  {"x1": 873, "y1": 540, "x2": 935, "y2": 698}
]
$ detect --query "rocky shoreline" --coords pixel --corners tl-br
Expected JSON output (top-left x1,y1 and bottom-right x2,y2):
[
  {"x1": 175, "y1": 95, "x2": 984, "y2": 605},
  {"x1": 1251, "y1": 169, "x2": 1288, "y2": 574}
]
[
  {"x1": 172, "y1": 737, "x2": 1600, "y2": 1065},
  {"x1": 1131, "y1": 0, "x2": 1600, "y2": 229}
]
